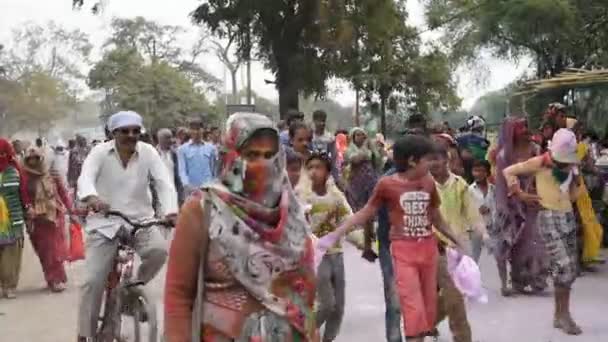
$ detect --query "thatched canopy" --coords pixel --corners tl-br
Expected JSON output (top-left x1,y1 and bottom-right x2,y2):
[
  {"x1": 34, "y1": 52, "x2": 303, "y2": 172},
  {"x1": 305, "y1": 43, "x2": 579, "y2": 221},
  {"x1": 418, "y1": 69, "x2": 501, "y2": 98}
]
[{"x1": 515, "y1": 68, "x2": 608, "y2": 96}]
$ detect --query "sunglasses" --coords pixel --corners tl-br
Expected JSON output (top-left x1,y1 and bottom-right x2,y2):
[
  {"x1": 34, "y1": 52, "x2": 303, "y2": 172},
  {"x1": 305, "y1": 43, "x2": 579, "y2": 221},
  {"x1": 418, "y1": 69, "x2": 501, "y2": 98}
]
[{"x1": 117, "y1": 128, "x2": 141, "y2": 135}]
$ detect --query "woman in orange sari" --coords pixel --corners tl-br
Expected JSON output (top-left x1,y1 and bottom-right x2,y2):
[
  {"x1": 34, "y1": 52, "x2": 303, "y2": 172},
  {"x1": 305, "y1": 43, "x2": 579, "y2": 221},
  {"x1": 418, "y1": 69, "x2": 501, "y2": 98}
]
[
  {"x1": 164, "y1": 113, "x2": 318, "y2": 342},
  {"x1": 22, "y1": 147, "x2": 74, "y2": 292}
]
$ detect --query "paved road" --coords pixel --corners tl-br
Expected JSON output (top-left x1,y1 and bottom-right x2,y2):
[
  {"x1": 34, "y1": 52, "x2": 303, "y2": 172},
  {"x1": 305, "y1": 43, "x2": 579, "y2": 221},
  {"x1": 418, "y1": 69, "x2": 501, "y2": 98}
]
[{"x1": 1, "y1": 237, "x2": 607, "y2": 342}]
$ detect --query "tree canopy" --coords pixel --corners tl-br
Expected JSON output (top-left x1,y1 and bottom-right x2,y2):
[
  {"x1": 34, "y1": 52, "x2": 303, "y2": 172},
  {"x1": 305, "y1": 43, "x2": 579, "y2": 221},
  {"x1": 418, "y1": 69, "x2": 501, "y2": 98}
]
[
  {"x1": 0, "y1": 21, "x2": 90, "y2": 136},
  {"x1": 424, "y1": 0, "x2": 608, "y2": 76},
  {"x1": 88, "y1": 17, "x2": 219, "y2": 130}
]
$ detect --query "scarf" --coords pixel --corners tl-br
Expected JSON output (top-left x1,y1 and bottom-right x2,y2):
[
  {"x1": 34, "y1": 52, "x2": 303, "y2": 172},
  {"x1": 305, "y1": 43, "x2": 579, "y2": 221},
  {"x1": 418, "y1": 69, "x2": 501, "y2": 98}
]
[
  {"x1": 345, "y1": 127, "x2": 371, "y2": 161},
  {"x1": 542, "y1": 153, "x2": 577, "y2": 193},
  {"x1": 22, "y1": 148, "x2": 63, "y2": 222},
  {"x1": 203, "y1": 113, "x2": 316, "y2": 340},
  {"x1": 0, "y1": 138, "x2": 30, "y2": 208}
]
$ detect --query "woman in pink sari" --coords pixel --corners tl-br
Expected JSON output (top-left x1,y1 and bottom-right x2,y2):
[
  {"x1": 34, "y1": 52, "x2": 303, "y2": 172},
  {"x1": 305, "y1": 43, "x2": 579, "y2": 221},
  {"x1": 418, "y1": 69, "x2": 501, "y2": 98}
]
[{"x1": 22, "y1": 147, "x2": 74, "y2": 292}]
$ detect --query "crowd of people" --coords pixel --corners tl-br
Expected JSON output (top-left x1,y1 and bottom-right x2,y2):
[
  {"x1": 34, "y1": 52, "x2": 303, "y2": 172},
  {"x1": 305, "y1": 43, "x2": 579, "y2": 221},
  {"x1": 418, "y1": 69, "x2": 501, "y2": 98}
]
[{"x1": 0, "y1": 103, "x2": 607, "y2": 342}]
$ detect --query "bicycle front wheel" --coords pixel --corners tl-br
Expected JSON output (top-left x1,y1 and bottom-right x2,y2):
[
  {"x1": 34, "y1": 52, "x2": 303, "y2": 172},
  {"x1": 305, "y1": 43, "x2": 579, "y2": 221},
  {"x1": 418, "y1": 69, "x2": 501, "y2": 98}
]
[{"x1": 121, "y1": 286, "x2": 158, "y2": 342}]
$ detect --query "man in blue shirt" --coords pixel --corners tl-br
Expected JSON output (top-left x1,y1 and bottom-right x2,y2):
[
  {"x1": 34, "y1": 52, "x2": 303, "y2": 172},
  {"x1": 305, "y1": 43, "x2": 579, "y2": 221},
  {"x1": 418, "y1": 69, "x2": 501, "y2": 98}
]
[
  {"x1": 279, "y1": 109, "x2": 305, "y2": 146},
  {"x1": 177, "y1": 119, "x2": 218, "y2": 196}
]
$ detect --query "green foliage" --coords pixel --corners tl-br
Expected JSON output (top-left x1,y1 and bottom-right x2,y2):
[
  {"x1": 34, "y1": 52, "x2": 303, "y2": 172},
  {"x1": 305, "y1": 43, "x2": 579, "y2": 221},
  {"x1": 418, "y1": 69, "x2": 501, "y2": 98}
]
[
  {"x1": 0, "y1": 21, "x2": 92, "y2": 85},
  {"x1": 424, "y1": 0, "x2": 608, "y2": 76},
  {"x1": 0, "y1": 21, "x2": 91, "y2": 135},
  {"x1": 89, "y1": 48, "x2": 212, "y2": 130},
  {"x1": 337, "y1": 1, "x2": 460, "y2": 134},
  {"x1": 88, "y1": 17, "x2": 221, "y2": 130},
  {"x1": 192, "y1": 0, "x2": 349, "y2": 115},
  {"x1": 0, "y1": 72, "x2": 76, "y2": 135}
]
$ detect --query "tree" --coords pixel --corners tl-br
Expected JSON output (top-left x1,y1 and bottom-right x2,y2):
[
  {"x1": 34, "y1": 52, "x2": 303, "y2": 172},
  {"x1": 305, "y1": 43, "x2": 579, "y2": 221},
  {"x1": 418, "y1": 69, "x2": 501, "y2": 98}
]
[
  {"x1": 103, "y1": 17, "x2": 221, "y2": 93},
  {"x1": 338, "y1": 2, "x2": 460, "y2": 134},
  {"x1": 0, "y1": 21, "x2": 92, "y2": 87},
  {"x1": 423, "y1": 0, "x2": 608, "y2": 77},
  {"x1": 89, "y1": 48, "x2": 213, "y2": 130},
  {"x1": 211, "y1": 28, "x2": 243, "y2": 104},
  {"x1": 0, "y1": 71, "x2": 76, "y2": 136},
  {"x1": 190, "y1": 0, "x2": 340, "y2": 116},
  {"x1": 0, "y1": 21, "x2": 90, "y2": 135}
]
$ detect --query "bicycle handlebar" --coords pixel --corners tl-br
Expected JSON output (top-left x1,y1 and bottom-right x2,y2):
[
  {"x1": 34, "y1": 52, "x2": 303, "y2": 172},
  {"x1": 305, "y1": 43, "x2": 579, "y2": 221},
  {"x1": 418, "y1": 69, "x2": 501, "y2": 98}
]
[{"x1": 104, "y1": 210, "x2": 172, "y2": 229}]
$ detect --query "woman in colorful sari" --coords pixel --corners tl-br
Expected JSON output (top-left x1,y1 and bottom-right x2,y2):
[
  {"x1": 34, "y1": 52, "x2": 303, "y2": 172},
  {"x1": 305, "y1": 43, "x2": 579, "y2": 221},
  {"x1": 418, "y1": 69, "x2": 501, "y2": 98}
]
[
  {"x1": 0, "y1": 138, "x2": 31, "y2": 299},
  {"x1": 164, "y1": 113, "x2": 318, "y2": 341},
  {"x1": 568, "y1": 120, "x2": 604, "y2": 268},
  {"x1": 493, "y1": 117, "x2": 549, "y2": 295},
  {"x1": 343, "y1": 127, "x2": 381, "y2": 256},
  {"x1": 22, "y1": 147, "x2": 74, "y2": 292}
]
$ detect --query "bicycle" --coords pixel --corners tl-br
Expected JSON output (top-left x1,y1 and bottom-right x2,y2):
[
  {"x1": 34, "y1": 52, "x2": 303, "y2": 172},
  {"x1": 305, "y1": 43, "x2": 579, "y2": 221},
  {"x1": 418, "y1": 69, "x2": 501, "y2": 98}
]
[{"x1": 95, "y1": 210, "x2": 171, "y2": 342}]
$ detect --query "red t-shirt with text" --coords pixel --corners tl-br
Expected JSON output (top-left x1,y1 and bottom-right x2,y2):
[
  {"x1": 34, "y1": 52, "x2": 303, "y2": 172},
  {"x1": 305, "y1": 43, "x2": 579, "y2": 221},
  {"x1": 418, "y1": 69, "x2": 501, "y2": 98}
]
[{"x1": 369, "y1": 173, "x2": 440, "y2": 240}]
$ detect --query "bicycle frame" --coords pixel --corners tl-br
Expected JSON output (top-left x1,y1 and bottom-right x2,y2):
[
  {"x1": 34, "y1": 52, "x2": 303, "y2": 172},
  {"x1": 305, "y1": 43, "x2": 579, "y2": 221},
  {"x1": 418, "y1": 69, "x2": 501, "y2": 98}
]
[{"x1": 96, "y1": 211, "x2": 170, "y2": 342}]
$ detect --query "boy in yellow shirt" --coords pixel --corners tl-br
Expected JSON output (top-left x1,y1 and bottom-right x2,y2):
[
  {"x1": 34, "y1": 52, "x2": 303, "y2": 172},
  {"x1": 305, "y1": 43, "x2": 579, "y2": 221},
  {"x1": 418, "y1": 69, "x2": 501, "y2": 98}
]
[{"x1": 504, "y1": 128, "x2": 582, "y2": 335}]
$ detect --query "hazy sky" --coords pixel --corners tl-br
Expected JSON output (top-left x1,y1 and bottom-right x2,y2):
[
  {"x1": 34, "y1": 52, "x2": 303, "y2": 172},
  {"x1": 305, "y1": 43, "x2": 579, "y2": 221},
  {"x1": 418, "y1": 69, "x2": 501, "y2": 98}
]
[{"x1": 0, "y1": 0, "x2": 531, "y2": 109}]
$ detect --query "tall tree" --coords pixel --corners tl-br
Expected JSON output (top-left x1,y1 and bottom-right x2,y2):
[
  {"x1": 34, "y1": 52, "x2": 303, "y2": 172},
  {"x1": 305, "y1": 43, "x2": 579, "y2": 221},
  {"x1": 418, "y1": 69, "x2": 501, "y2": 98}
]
[
  {"x1": 338, "y1": 2, "x2": 459, "y2": 133},
  {"x1": 211, "y1": 28, "x2": 244, "y2": 104},
  {"x1": 89, "y1": 48, "x2": 213, "y2": 130},
  {"x1": 0, "y1": 71, "x2": 76, "y2": 136},
  {"x1": 0, "y1": 21, "x2": 90, "y2": 135},
  {"x1": 0, "y1": 21, "x2": 92, "y2": 87},
  {"x1": 191, "y1": 0, "x2": 339, "y2": 116},
  {"x1": 103, "y1": 17, "x2": 221, "y2": 93},
  {"x1": 424, "y1": 0, "x2": 608, "y2": 77}
]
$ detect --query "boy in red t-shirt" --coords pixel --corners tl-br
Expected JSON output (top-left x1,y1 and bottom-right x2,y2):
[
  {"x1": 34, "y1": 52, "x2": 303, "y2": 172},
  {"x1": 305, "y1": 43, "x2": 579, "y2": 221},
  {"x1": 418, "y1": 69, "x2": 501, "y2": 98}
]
[{"x1": 329, "y1": 135, "x2": 461, "y2": 342}]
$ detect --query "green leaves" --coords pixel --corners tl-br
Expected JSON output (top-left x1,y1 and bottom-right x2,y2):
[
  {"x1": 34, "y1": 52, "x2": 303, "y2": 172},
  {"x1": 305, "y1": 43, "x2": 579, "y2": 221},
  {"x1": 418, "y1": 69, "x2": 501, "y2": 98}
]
[
  {"x1": 423, "y1": 0, "x2": 608, "y2": 75},
  {"x1": 89, "y1": 17, "x2": 218, "y2": 130},
  {"x1": 0, "y1": 21, "x2": 92, "y2": 135}
]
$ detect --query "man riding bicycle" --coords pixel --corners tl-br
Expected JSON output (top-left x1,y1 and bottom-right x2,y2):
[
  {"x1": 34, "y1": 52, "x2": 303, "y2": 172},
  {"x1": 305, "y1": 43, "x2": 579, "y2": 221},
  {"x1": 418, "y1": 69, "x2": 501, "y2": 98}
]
[{"x1": 76, "y1": 111, "x2": 178, "y2": 342}]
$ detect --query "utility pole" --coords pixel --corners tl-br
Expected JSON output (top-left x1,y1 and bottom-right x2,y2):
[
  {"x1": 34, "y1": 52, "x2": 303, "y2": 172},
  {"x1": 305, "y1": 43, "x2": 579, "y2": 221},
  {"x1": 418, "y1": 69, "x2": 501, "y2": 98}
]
[
  {"x1": 355, "y1": 88, "x2": 360, "y2": 126},
  {"x1": 246, "y1": 18, "x2": 252, "y2": 105}
]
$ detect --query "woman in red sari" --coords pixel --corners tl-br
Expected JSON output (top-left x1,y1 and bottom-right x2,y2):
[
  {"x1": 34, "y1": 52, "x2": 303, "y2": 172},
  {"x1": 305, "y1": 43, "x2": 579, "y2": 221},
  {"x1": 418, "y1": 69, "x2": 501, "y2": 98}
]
[{"x1": 22, "y1": 147, "x2": 74, "y2": 292}]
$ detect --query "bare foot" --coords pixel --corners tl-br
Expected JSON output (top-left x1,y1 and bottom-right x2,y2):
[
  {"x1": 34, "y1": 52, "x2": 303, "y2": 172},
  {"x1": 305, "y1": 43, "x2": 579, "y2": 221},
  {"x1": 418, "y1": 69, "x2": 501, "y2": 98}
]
[
  {"x1": 4, "y1": 288, "x2": 16, "y2": 299},
  {"x1": 501, "y1": 287, "x2": 514, "y2": 297},
  {"x1": 555, "y1": 316, "x2": 583, "y2": 335}
]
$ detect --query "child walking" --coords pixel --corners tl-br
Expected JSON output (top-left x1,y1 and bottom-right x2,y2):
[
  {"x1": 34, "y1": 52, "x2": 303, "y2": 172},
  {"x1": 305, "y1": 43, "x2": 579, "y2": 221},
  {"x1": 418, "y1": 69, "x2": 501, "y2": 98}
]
[
  {"x1": 430, "y1": 148, "x2": 484, "y2": 342},
  {"x1": 430, "y1": 148, "x2": 487, "y2": 262},
  {"x1": 328, "y1": 135, "x2": 462, "y2": 342},
  {"x1": 298, "y1": 152, "x2": 352, "y2": 342},
  {"x1": 504, "y1": 128, "x2": 583, "y2": 335}
]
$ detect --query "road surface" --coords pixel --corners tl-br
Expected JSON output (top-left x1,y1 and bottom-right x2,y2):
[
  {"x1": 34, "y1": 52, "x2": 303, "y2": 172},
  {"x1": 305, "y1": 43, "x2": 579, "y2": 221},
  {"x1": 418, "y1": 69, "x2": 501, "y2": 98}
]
[{"x1": 1, "y1": 237, "x2": 607, "y2": 342}]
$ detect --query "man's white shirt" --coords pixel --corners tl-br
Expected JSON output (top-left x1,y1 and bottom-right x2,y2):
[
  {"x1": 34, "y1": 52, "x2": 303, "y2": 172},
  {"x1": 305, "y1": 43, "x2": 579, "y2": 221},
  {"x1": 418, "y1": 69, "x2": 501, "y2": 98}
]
[{"x1": 78, "y1": 140, "x2": 178, "y2": 239}]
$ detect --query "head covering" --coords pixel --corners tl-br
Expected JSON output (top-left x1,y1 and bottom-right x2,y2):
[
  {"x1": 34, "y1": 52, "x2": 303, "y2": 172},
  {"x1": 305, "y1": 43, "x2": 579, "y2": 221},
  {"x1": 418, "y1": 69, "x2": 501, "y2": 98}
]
[
  {"x1": 201, "y1": 113, "x2": 315, "y2": 340},
  {"x1": 23, "y1": 147, "x2": 48, "y2": 175},
  {"x1": 218, "y1": 113, "x2": 283, "y2": 207},
  {"x1": 465, "y1": 115, "x2": 486, "y2": 132},
  {"x1": 549, "y1": 128, "x2": 579, "y2": 164},
  {"x1": 108, "y1": 111, "x2": 143, "y2": 131},
  {"x1": 335, "y1": 133, "x2": 347, "y2": 152},
  {"x1": 23, "y1": 147, "x2": 63, "y2": 221},
  {"x1": 0, "y1": 138, "x2": 19, "y2": 172},
  {"x1": 495, "y1": 117, "x2": 531, "y2": 214}
]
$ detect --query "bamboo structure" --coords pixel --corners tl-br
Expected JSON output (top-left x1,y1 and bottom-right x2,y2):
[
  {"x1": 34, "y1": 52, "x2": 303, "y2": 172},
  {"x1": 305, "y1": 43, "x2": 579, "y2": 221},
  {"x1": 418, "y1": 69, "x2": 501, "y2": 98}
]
[{"x1": 515, "y1": 68, "x2": 608, "y2": 95}]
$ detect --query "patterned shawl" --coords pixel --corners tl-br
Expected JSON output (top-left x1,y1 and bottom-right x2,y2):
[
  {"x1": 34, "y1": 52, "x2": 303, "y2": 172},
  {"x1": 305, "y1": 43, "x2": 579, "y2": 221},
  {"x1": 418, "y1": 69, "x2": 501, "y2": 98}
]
[
  {"x1": 22, "y1": 147, "x2": 64, "y2": 222},
  {"x1": 203, "y1": 113, "x2": 316, "y2": 341}
]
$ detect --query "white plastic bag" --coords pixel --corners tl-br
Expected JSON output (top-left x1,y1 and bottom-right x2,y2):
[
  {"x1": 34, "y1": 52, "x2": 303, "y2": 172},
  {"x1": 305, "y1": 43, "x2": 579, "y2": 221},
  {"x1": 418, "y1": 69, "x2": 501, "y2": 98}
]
[{"x1": 446, "y1": 248, "x2": 488, "y2": 304}]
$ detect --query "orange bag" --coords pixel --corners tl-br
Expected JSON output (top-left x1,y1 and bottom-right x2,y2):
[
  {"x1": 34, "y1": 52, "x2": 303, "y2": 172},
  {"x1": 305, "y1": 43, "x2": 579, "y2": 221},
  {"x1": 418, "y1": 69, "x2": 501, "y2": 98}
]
[{"x1": 68, "y1": 222, "x2": 85, "y2": 262}]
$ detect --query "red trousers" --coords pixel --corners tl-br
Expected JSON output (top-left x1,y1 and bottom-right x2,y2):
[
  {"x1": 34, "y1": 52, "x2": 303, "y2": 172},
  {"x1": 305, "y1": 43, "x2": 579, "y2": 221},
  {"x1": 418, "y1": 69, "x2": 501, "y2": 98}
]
[
  {"x1": 29, "y1": 217, "x2": 68, "y2": 286},
  {"x1": 391, "y1": 237, "x2": 438, "y2": 338}
]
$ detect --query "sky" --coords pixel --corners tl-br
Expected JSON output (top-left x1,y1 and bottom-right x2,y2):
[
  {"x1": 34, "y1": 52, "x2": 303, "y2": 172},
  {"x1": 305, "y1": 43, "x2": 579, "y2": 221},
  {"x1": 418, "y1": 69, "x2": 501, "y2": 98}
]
[{"x1": 0, "y1": 0, "x2": 531, "y2": 110}]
